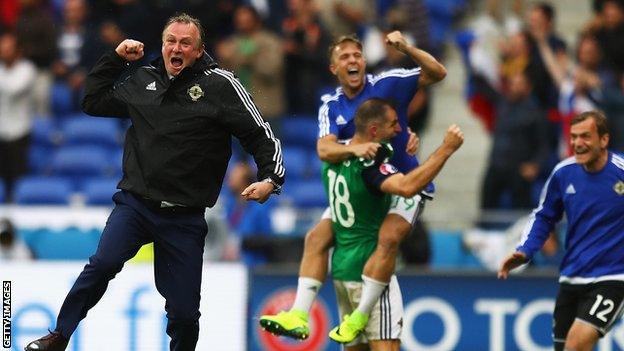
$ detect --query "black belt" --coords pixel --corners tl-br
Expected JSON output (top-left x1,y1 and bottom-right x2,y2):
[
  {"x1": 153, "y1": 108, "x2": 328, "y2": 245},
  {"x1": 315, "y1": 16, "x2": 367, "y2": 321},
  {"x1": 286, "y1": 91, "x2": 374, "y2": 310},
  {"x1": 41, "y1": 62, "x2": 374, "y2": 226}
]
[{"x1": 135, "y1": 195, "x2": 204, "y2": 215}]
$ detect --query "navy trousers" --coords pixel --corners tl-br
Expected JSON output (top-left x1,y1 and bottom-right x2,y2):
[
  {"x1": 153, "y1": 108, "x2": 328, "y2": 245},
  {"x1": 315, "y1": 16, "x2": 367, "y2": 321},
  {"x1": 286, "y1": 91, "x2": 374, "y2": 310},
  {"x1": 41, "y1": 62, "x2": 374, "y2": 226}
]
[{"x1": 55, "y1": 191, "x2": 207, "y2": 351}]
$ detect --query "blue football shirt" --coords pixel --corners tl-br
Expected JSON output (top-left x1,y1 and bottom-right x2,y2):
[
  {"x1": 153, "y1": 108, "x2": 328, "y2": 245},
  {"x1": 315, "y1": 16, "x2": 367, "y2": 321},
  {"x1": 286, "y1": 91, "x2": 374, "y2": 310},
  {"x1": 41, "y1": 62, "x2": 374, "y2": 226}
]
[
  {"x1": 317, "y1": 68, "x2": 434, "y2": 193},
  {"x1": 517, "y1": 152, "x2": 624, "y2": 283}
]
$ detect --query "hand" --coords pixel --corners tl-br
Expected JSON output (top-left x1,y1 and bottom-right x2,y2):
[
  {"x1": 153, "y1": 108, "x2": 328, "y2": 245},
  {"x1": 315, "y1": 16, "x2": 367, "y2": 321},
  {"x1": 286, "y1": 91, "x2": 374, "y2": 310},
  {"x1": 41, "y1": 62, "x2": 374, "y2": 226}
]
[
  {"x1": 442, "y1": 124, "x2": 464, "y2": 152},
  {"x1": 241, "y1": 181, "x2": 274, "y2": 203},
  {"x1": 385, "y1": 31, "x2": 409, "y2": 53},
  {"x1": 350, "y1": 142, "x2": 381, "y2": 159},
  {"x1": 519, "y1": 162, "x2": 539, "y2": 181},
  {"x1": 115, "y1": 39, "x2": 144, "y2": 61},
  {"x1": 406, "y1": 128, "x2": 420, "y2": 156},
  {"x1": 498, "y1": 251, "x2": 528, "y2": 279}
]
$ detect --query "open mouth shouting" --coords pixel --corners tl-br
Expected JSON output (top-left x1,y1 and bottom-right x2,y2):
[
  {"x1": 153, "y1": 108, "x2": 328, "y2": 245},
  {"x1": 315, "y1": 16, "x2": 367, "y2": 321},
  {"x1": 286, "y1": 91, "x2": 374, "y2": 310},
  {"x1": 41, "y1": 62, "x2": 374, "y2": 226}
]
[
  {"x1": 345, "y1": 66, "x2": 362, "y2": 86},
  {"x1": 171, "y1": 56, "x2": 184, "y2": 70}
]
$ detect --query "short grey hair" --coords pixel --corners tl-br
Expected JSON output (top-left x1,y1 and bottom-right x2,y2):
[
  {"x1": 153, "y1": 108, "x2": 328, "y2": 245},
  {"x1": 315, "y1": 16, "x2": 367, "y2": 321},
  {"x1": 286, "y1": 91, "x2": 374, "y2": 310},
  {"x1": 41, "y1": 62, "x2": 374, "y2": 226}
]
[{"x1": 161, "y1": 13, "x2": 205, "y2": 48}]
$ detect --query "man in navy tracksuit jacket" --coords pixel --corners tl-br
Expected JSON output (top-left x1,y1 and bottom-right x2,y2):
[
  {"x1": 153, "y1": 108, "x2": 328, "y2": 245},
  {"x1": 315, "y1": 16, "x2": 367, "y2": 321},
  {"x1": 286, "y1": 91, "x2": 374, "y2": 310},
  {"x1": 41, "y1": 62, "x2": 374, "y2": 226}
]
[
  {"x1": 499, "y1": 111, "x2": 624, "y2": 351},
  {"x1": 25, "y1": 13, "x2": 284, "y2": 351}
]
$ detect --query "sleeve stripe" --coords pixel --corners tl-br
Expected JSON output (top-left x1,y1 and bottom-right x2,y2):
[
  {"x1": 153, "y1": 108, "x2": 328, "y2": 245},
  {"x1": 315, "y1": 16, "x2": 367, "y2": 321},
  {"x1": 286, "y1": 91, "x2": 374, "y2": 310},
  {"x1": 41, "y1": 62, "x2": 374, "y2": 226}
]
[
  {"x1": 369, "y1": 68, "x2": 421, "y2": 85},
  {"x1": 318, "y1": 103, "x2": 330, "y2": 137},
  {"x1": 212, "y1": 68, "x2": 285, "y2": 177},
  {"x1": 317, "y1": 90, "x2": 342, "y2": 138},
  {"x1": 612, "y1": 154, "x2": 624, "y2": 170},
  {"x1": 517, "y1": 157, "x2": 576, "y2": 247}
]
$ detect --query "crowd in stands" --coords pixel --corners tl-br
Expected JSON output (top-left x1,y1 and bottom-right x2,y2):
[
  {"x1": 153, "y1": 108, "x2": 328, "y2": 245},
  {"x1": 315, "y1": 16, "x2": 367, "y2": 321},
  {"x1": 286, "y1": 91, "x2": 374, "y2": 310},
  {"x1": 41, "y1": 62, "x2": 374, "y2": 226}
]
[
  {"x1": 3, "y1": 0, "x2": 620, "y2": 270},
  {"x1": 0, "y1": 0, "x2": 468, "y2": 266},
  {"x1": 461, "y1": 0, "x2": 624, "y2": 221}
]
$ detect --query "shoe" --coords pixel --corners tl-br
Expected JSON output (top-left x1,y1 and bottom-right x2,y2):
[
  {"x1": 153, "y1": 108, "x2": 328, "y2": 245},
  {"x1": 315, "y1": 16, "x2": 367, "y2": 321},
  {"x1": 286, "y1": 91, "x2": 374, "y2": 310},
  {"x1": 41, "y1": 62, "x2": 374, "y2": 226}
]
[
  {"x1": 328, "y1": 310, "x2": 368, "y2": 343},
  {"x1": 24, "y1": 330, "x2": 69, "y2": 351},
  {"x1": 259, "y1": 310, "x2": 310, "y2": 340}
]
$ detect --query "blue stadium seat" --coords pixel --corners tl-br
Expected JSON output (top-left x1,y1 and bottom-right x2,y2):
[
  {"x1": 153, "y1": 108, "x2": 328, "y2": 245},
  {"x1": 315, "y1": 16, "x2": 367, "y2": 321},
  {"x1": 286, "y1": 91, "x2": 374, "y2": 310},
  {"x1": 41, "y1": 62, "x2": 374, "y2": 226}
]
[
  {"x1": 280, "y1": 116, "x2": 319, "y2": 149},
  {"x1": 29, "y1": 228, "x2": 101, "y2": 260},
  {"x1": 286, "y1": 180, "x2": 327, "y2": 208},
  {"x1": 51, "y1": 82, "x2": 74, "y2": 117},
  {"x1": 430, "y1": 230, "x2": 481, "y2": 268},
  {"x1": 50, "y1": 146, "x2": 116, "y2": 179},
  {"x1": 31, "y1": 117, "x2": 60, "y2": 147},
  {"x1": 13, "y1": 176, "x2": 73, "y2": 205},
  {"x1": 309, "y1": 155, "x2": 323, "y2": 179},
  {"x1": 83, "y1": 178, "x2": 119, "y2": 205},
  {"x1": 112, "y1": 148, "x2": 124, "y2": 177},
  {"x1": 282, "y1": 147, "x2": 310, "y2": 180},
  {"x1": 0, "y1": 180, "x2": 5, "y2": 202},
  {"x1": 61, "y1": 116, "x2": 122, "y2": 148},
  {"x1": 28, "y1": 145, "x2": 53, "y2": 174}
]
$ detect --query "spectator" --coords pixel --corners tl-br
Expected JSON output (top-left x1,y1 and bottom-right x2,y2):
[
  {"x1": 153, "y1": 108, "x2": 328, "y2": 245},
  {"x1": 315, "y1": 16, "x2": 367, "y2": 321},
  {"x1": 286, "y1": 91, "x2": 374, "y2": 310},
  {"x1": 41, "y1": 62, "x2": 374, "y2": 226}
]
[
  {"x1": 88, "y1": 0, "x2": 157, "y2": 56},
  {"x1": 52, "y1": 0, "x2": 90, "y2": 109},
  {"x1": 224, "y1": 161, "x2": 274, "y2": 265},
  {"x1": 390, "y1": 0, "x2": 433, "y2": 54},
  {"x1": 317, "y1": 0, "x2": 375, "y2": 37},
  {"x1": 0, "y1": 218, "x2": 33, "y2": 261},
  {"x1": 525, "y1": 2, "x2": 567, "y2": 110},
  {"x1": 537, "y1": 34, "x2": 615, "y2": 157},
  {"x1": 480, "y1": 72, "x2": 551, "y2": 212},
  {"x1": 597, "y1": 74, "x2": 624, "y2": 152},
  {"x1": 587, "y1": 0, "x2": 624, "y2": 74},
  {"x1": 282, "y1": 0, "x2": 332, "y2": 114},
  {"x1": 183, "y1": 0, "x2": 241, "y2": 52},
  {"x1": 0, "y1": 32, "x2": 36, "y2": 203},
  {"x1": 216, "y1": 5, "x2": 285, "y2": 120},
  {"x1": 15, "y1": 0, "x2": 56, "y2": 116}
]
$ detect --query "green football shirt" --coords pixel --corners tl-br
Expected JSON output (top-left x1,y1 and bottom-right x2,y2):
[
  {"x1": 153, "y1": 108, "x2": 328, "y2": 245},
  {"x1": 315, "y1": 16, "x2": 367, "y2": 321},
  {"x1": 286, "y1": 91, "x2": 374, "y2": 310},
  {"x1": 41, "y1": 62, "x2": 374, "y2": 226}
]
[{"x1": 322, "y1": 144, "x2": 397, "y2": 281}]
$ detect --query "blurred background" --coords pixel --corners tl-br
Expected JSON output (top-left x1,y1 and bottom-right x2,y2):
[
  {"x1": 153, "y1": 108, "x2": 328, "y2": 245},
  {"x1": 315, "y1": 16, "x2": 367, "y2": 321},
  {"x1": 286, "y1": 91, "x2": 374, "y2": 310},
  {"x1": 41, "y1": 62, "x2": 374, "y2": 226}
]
[{"x1": 1, "y1": 0, "x2": 623, "y2": 350}]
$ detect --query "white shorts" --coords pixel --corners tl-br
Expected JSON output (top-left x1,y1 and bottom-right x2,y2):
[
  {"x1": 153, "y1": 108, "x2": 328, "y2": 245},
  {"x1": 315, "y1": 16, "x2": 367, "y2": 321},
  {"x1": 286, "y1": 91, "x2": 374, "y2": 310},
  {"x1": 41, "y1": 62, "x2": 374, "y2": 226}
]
[
  {"x1": 321, "y1": 194, "x2": 427, "y2": 225},
  {"x1": 333, "y1": 275, "x2": 404, "y2": 345}
]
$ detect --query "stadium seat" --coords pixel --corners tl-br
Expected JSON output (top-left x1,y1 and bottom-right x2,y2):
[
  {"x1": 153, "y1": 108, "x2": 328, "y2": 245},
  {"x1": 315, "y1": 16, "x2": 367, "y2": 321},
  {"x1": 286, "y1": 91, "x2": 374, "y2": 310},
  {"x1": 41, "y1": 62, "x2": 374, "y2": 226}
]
[
  {"x1": 31, "y1": 117, "x2": 60, "y2": 147},
  {"x1": 61, "y1": 116, "x2": 122, "y2": 148},
  {"x1": 28, "y1": 144, "x2": 53, "y2": 174},
  {"x1": 285, "y1": 180, "x2": 327, "y2": 208},
  {"x1": 0, "y1": 180, "x2": 5, "y2": 202},
  {"x1": 282, "y1": 147, "x2": 310, "y2": 180},
  {"x1": 51, "y1": 82, "x2": 74, "y2": 117},
  {"x1": 82, "y1": 178, "x2": 119, "y2": 205},
  {"x1": 13, "y1": 176, "x2": 73, "y2": 205},
  {"x1": 29, "y1": 228, "x2": 101, "y2": 260},
  {"x1": 430, "y1": 230, "x2": 481, "y2": 268},
  {"x1": 280, "y1": 116, "x2": 319, "y2": 149},
  {"x1": 309, "y1": 155, "x2": 323, "y2": 179},
  {"x1": 50, "y1": 145, "x2": 116, "y2": 180}
]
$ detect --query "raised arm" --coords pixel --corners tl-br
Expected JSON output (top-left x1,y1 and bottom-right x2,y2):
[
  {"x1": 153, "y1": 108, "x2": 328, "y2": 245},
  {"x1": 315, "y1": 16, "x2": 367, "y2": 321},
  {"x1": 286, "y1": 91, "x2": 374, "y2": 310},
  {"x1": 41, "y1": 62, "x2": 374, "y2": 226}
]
[
  {"x1": 380, "y1": 124, "x2": 463, "y2": 197},
  {"x1": 385, "y1": 31, "x2": 447, "y2": 87},
  {"x1": 81, "y1": 39, "x2": 144, "y2": 118}
]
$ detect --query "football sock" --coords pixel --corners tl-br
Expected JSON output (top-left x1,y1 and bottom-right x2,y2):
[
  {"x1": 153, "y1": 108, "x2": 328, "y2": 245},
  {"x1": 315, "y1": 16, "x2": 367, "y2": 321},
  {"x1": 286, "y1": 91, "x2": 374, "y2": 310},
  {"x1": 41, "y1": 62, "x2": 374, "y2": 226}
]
[
  {"x1": 291, "y1": 277, "x2": 323, "y2": 313},
  {"x1": 356, "y1": 275, "x2": 389, "y2": 316}
]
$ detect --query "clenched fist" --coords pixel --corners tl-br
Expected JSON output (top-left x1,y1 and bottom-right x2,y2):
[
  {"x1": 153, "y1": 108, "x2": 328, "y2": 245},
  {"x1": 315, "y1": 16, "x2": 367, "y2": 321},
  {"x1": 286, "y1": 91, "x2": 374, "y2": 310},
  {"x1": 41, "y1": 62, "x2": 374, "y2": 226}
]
[
  {"x1": 385, "y1": 31, "x2": 409, "y2": 53},
  {"x1": 115, "y1": 39, "x2": 145, "y2": 61},
  {"x1": 442, "y1": 124, "x2": 464, "y2": 152}
]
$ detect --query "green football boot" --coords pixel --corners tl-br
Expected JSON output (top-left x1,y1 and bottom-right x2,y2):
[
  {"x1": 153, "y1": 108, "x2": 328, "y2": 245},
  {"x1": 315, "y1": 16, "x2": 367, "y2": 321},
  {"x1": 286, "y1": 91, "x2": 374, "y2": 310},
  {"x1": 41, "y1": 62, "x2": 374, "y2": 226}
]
[
  {"x1": 259, "y1": 309, "x2": 310, "y2": 340},
  {"x1": 328, "y1": 310, "x2": 369, "y2": 343}
]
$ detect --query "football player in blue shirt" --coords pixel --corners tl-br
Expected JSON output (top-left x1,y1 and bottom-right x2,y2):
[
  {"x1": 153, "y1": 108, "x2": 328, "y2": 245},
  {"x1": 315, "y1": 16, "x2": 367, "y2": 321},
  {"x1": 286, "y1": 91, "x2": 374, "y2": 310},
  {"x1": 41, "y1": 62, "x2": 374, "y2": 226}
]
[
  {"x1": 260, "y1": 31, "x2": 447, "y2": 343},
  {"x1": 499, "y1": 111, "x2": 624, "y2": 351}
]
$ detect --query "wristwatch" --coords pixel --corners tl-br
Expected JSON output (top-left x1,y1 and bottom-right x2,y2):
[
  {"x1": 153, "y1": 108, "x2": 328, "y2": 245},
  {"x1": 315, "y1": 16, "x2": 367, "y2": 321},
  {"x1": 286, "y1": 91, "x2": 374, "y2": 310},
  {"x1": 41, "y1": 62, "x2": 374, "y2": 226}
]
[{"x1": 262, "y1": 177, "x2": 282, "y2": 195}]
